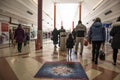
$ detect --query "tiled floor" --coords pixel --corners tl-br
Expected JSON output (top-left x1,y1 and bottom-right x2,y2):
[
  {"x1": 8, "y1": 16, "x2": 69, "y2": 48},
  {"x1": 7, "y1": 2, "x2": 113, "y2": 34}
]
[{"x1": 0, "y1": 39, "x2": 120, "y2": 80}]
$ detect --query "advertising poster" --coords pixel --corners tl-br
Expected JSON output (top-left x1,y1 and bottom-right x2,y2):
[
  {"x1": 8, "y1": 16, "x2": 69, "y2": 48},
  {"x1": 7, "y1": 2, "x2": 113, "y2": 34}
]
[{"x1": 0, "y1": 23, "x2": 9, "y2": 44}]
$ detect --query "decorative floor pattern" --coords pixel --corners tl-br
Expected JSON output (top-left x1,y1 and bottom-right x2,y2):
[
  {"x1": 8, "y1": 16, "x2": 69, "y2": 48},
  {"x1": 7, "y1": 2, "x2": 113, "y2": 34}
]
[{"x1": 35, "y1": 61, "x2": 89, "y2": 80}]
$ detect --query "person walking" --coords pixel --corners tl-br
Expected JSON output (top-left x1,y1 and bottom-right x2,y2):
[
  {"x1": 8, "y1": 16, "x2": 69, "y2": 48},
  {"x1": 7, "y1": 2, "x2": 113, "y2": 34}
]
[
  {"x1": 88, "y1": 17, "x2": 106, "y2": 64},
  {"x1": 24, "y1": 29, "x2": 30, "y2": 46},
  {"x1": 110, "y1": 16, "x2": 120, "y2": 65},
  {"x1": 14, "y1": 24, "x2": 25, "y2": 53},
  {"x1": 75, "y1": 20, "x2": 87, "y2": 56},
  {"x1": 52, "y1": 28, "x2": 59, "y2": 48},
  {"x1": 72, "y1": 28, "x2": 76, "y2": 40},
  {"x1": 66, "y1": 33, "x2": 74, "y2": 57},
  {"x1": 9, "y1": 29, "x2": 14, "y2": 47}
]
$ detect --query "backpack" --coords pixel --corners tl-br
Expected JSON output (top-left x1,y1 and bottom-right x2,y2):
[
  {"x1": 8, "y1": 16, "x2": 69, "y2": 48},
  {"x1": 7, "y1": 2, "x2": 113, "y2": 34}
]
[{"x1": 99, "y1": 50, "x2": 105, "y2": 60}]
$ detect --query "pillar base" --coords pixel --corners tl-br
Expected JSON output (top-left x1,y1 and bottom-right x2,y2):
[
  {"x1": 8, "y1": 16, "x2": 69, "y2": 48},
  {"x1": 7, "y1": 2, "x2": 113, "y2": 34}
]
[{"x1": 35, "y1": 46, "x2": 42, "y2": 50}]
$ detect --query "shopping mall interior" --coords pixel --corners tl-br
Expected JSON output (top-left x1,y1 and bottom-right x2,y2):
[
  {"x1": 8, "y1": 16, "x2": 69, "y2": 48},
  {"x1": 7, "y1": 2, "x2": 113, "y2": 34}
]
[{"x1": 0, "y1": 0, "x2": 120, "y2": 80}]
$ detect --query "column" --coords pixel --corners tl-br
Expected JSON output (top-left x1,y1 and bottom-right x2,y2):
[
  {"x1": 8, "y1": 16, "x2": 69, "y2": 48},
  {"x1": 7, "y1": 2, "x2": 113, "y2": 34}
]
[
  {"x1": 61, "y1": 21, "x2": 63, "y2": 26},
  {"x1": 54, "y1": 3, "x2": 56, "y2": 28},
  {"x1": 72, "y1": 21, "x2": 74, "y2": 30},
  {"x1": 79, "y1": 4, "x2": 82, "y2": 20},
  {"x1": 36, "y1": 0, "x2": 42, "y2": 50},
  {"x1": 9, "y1": 17, "x2": 12, "y2": 24}
]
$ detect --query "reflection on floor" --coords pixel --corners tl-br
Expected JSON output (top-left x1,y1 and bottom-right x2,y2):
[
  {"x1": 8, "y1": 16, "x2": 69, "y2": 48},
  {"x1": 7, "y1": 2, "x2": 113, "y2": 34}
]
[{"x1": 0, "y1": 39, "x2": 120, "y2": 80}]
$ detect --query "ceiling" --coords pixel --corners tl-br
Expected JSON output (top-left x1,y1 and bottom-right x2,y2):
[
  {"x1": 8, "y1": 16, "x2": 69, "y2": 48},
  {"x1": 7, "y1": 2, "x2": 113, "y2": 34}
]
[
  {"x1": 0, "y1": 0, "x2": 120, "y2": 31},
  {"x1": 53, "y1": 0, "x2": 84, "y2": 3},
  {"x1": 0, "y1": 0, "x2": 37, "y2": 25}
]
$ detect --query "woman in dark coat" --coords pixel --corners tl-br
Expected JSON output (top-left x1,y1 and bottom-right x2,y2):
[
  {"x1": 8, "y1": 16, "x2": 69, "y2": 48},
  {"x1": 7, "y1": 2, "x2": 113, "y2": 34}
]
[
  {"x1": 66, "y1": 33, "x2": 74, "y2": 56},
  {"x1": 52, "y1": 28, "x2": 59, "y2": 48},
  {"x1": 14, "y1": 24, "x2": 25, "y2": 53},
  {"x1": 110, "y1": 16, "x2": 120, "y2": 65}
]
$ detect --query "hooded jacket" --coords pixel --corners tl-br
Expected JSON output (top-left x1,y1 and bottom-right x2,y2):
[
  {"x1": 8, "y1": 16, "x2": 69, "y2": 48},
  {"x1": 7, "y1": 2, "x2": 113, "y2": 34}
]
[{"x1": 88, "y1": 22, "x2": 106, "y2": 41}]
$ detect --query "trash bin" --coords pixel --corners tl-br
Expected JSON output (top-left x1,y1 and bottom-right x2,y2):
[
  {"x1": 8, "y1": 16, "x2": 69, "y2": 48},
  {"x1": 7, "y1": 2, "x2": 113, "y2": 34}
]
[{"x1": 60, "y1": 32, "x2": 66, "y2": 51}]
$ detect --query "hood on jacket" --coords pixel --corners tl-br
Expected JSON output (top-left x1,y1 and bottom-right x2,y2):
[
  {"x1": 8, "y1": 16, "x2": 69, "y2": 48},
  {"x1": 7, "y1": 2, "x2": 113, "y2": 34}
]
[{"x1": 92, "y1": 22, "x2": 102, "y2": 28}]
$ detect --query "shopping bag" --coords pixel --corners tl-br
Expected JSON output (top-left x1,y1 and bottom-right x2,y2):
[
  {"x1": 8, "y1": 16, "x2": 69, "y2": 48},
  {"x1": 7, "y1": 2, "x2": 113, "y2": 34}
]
[
  {"x1": 99, "y1": 50, "x2": 105, "y2": 60},
  {"x1": 84, "y1": 39, "x2": 88, "y2": 46}
]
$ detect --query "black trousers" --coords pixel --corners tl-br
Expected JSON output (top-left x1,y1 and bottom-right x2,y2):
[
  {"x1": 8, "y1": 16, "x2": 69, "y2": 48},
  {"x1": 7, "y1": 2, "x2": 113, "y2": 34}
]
[
  {"x1": 92, "y1": 41, "x2": 102, "y2": 62},
  {"x1": 113, "y1": 49, "x2": 118, "y2": 63},
  {"x1": 17, "y1": 43, "x2": 22, "y2": 52}
]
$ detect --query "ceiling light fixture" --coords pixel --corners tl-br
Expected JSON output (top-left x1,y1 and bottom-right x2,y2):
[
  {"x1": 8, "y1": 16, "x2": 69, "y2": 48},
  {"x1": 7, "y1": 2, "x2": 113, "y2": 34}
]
[
  {"x1": 93, "y1": 0, "x2": 104, "y2": 10},
  {"x1": 27, "y1": 11, "x2": 33, "y2": 15},
  {"x1": 32, "y1": 0, "x2": 38, "y2": 4}
]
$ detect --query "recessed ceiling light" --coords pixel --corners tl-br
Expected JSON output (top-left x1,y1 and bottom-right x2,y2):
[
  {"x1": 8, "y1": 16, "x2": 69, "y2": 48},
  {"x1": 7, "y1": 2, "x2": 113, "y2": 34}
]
[{"x1": 32, "y1": 0, "x2": 38, "y2": 4}]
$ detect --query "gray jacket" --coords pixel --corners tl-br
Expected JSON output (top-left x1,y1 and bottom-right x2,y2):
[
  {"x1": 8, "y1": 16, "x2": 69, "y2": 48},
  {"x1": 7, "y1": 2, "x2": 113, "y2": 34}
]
[{"x1": 75, "y1": 23, "x2": 87, "y2": 37}]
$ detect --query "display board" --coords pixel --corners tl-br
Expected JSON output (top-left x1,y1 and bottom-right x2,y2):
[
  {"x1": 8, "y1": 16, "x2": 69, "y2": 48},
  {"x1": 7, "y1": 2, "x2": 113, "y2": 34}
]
[{"x1": 0, "y1": 22, "x2": 9, "y2": 44}]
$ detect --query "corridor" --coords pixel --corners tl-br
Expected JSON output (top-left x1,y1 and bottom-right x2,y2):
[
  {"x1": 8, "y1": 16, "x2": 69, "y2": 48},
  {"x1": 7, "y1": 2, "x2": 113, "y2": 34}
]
[{"x1": 0, "y1": 39, "x2": 120, "y2": 80}]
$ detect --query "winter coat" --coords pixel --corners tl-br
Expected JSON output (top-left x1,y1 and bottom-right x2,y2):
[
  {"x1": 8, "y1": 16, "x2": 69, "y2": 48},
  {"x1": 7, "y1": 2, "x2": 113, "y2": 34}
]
[
  {"x1": 66, "y1": 37, "x2": 74, "y2": 48},
  {"x1": 52, "y1": 29, "x2": 59, "y2": 44},
  {"x1": 75, "y1": 23, "x2": 87, "y2": 37},
  {"x1": 110, "y1": 22, "x2": 120, "y2": 49},
  {"x1": 14, "y1": 27, "x2": 25, "y2": 43},
  {"x1": 88, "y1": 22, "x2": 106, "y2": 42}
]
